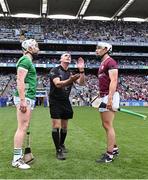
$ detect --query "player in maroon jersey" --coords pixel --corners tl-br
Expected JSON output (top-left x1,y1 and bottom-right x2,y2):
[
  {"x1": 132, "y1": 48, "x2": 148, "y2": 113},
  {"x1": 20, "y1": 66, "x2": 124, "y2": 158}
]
[{"x1": 95, "y1": 42, "x2": 120, "y2": 163}]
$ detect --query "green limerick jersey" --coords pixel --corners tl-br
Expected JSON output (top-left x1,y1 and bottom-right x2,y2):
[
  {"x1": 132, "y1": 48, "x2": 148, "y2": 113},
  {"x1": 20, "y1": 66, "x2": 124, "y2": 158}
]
[{"x1": 15, "y1": 55, "x2": 37, "y2": 100}]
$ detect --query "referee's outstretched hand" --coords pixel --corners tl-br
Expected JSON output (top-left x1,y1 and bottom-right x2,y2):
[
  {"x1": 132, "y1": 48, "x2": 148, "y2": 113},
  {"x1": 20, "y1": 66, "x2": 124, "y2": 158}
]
[
  {"x1": 70, "y1": 74, "x2": 80, "y2": 82},
  {"x1": 77, "y1": 57, "x2": 85, "y2": 69}
]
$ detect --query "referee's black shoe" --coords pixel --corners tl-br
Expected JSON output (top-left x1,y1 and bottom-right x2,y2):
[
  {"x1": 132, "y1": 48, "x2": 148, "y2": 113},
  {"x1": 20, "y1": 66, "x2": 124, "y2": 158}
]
[
  {"x1": 60, "y1": 144, "x2": 68, "y2": 153},
  {"x1": 56, "y1": 149, "x2": 66, "y2": 160}
]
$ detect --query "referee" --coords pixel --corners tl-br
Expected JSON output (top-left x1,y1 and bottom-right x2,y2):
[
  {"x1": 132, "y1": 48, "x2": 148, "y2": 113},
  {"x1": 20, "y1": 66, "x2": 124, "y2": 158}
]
[{"x1": 49, "y1": 53, "x2": 85, "y2": 160}]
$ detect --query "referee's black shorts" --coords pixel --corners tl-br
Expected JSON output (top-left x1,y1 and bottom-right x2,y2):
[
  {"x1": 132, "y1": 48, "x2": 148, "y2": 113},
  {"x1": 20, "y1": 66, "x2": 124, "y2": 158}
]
[{"x1": 49, "y1": 99, "x2": 73, "y2": 120}]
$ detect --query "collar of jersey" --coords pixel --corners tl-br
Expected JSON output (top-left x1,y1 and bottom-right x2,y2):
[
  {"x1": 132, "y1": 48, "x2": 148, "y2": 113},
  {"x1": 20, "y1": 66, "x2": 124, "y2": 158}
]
[{"x1": 59, "y1": 65, "x2": 68, "y2": 72}]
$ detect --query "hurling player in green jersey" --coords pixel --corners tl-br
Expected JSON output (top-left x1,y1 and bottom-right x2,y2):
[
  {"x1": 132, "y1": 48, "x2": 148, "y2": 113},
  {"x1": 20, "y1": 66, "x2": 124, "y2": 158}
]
[{"x1": 12, "y1": 39, "x2": 39, "y2": 169}]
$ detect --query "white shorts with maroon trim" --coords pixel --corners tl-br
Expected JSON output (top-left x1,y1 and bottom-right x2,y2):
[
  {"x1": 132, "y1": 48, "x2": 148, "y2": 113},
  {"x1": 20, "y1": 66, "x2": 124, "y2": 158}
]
[{"x1": 98, "y1": 92, "x2": 120, "y2": 112}]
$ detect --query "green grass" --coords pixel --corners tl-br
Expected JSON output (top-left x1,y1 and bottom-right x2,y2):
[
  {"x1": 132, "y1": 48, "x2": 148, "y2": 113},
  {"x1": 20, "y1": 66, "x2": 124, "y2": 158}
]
[{"x1": 0, "y1": 106, "x2": 148, "y2": 179}]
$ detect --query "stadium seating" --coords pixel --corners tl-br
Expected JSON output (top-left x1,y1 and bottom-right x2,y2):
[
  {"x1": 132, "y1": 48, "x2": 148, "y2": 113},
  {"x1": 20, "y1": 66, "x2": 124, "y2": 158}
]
[
  {"x1": 0, "y1": 18, "x2": 148, "y2": 42},
  {"x1": 1, "y1": 74, "x2": 147, "y2": 104}
]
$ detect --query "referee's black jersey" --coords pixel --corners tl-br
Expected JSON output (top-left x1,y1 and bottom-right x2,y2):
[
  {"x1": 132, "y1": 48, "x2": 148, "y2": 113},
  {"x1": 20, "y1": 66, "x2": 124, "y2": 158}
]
[{"x1": 49, "y1": 65, "x2": 73, "y2": 101}]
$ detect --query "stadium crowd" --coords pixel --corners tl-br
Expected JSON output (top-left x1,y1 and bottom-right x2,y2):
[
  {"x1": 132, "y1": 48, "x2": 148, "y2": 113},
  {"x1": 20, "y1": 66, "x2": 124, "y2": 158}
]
[
  {"x1": 0, "y1": 73, "x2": 147, "y2": 106},
  {"x1": 0, "y1": 17, "x2": 147, "y2": 104},
  {"x1": 0, "y1": 56, "x2": 148, "y2": 66},
  {"x1": 0, "y1": 18, "x2": 148, "y2": 43},
  {"x1": 119, "y1": 74, "x2": 148, "y2": 101},
  {"x1": 0, "y1": 75, "x2": 11, "y2": 94}
]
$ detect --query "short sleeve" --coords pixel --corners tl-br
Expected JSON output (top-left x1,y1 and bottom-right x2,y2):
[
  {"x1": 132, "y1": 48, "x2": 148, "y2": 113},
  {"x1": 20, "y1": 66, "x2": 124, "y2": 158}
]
[
  {"x1": 50, "y1": 68, "x2": 60, "y2": 80},
  {"x1": 17, "y1": 57, "x2": 31, "y2": 70},
  {"x1": 107, "y1": 59, "x2": 118, "y2": 70}
]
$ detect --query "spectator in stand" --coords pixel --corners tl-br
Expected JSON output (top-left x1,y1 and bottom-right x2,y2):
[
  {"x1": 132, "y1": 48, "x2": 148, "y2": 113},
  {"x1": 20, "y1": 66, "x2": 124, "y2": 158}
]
[{"x1": 0, "y1": 17, "x2": 148, "y2": 43}]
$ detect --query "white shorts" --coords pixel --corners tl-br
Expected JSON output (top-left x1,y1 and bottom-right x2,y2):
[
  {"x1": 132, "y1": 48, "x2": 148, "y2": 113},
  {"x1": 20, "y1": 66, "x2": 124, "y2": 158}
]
[
  {"x1": 13, "y1": 96, "x2": 35, "y2": 110},
  {"x1": 98, "y1": 92, "x2": 120, "y2": 112}
]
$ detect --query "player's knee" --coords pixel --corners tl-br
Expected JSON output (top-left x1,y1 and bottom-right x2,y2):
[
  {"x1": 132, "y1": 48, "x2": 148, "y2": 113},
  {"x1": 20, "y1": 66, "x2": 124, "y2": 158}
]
[
  {"x1": 52, "y1": 124, "x2": 60, "y2": 129},
  {"x1": 52, "y1": 120, "x2": 61, "y2": 128},
  {"x1": 61, "y1": 121, "x2": 68, "y2": 129},
  {"x1": 102, "y1": 121, "x2": 110, "y2": 130},
  {"x1": 21, "y1": 119, "x2": 30, "y2": 131},
  {"x1": 61, "y1": 125, "x2": 68, "y2": 129}
]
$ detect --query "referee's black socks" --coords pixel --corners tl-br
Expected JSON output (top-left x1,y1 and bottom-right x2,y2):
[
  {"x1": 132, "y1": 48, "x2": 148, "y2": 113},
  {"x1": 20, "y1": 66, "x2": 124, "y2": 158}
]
[
  {"x1": 52, "y1": 128, "x2": 60, "y2": 152},
  {"x1": 60, "y1": 128, "x2": 67, "y2": 146}
]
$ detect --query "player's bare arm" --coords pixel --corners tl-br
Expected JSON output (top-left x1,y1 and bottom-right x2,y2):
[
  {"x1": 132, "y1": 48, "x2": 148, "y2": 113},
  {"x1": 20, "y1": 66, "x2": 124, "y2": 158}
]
[{"x1": 17, "y1": 67, "x2": 28, "y2": 113}]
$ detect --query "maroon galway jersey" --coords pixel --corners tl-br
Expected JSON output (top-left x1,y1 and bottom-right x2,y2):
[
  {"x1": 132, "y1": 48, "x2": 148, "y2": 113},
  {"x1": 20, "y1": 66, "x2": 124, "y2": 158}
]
[{"x1": 98, "y1": 57, "x2": 118, "y2": 97}]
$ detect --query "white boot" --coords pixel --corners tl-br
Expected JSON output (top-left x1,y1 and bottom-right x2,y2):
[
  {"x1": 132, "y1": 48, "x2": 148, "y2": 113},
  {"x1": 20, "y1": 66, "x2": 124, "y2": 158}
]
[{"x1": 12, "y1": 158, "x2": 30, "y2": 169}]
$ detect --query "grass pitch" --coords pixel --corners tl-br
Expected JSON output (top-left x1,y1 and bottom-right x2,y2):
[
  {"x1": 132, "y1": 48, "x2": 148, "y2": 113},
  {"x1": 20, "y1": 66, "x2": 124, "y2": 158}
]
[{"x1": 0, "y1": 106, "x2": 148, "y2": 179}]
